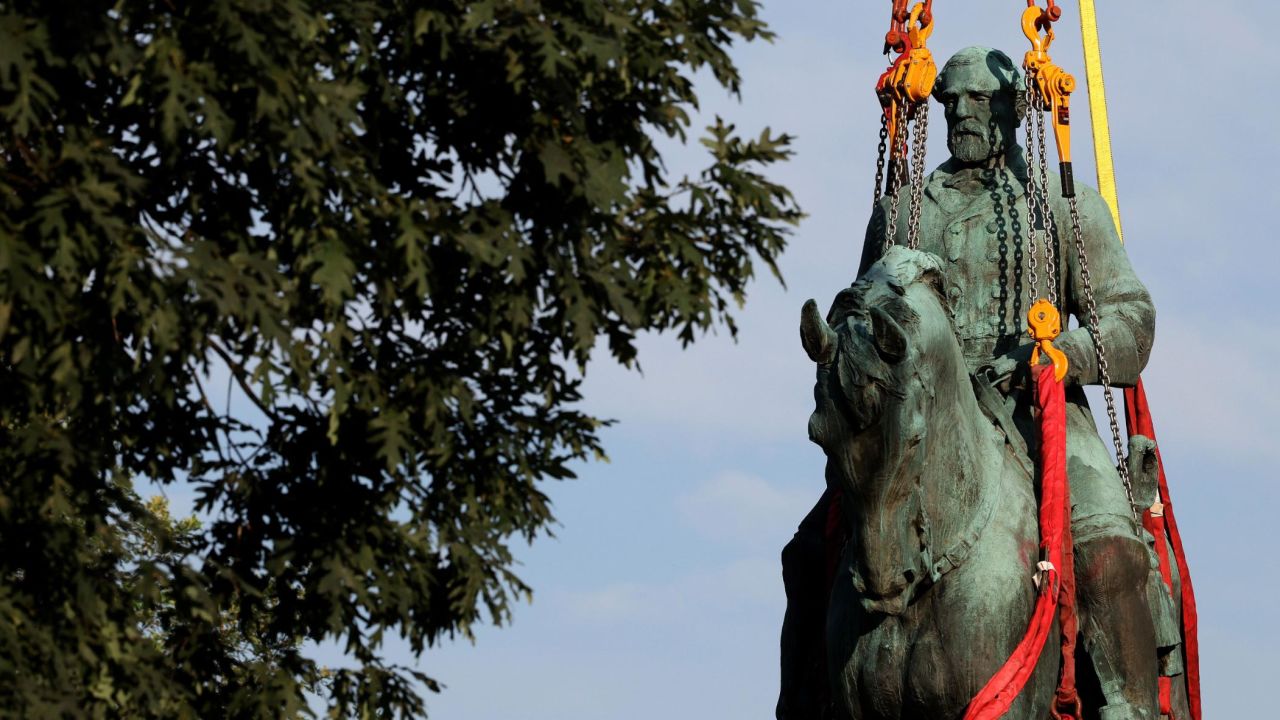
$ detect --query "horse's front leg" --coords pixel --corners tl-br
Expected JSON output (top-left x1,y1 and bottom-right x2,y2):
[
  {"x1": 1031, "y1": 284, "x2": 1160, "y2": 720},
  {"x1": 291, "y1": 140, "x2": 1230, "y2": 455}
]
[
  {"x1": 826, "y1": 562, "x2": 908, "y2": 720},
  {"x1": 778, "y1": 489, "x2": 840, "y2": 720}
]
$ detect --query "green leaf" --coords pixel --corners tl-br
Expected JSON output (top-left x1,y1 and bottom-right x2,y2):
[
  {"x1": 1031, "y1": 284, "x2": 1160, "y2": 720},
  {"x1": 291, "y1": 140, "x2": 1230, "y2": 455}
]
[{"x1": 309, "y1": 240, "x2": 356, "y2": 305}]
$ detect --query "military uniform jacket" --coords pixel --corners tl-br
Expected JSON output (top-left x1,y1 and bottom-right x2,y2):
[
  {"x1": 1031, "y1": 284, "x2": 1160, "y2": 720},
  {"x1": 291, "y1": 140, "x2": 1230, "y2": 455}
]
[{"x1": 857, "y1": 146, "x2": 1155, "y2": 389}]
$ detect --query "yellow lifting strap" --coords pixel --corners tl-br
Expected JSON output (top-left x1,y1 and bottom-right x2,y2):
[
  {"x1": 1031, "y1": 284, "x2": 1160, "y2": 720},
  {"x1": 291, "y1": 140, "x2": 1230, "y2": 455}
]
[{"x1": 1078, "y1": 0, "x2": 1125, "y2": 243}]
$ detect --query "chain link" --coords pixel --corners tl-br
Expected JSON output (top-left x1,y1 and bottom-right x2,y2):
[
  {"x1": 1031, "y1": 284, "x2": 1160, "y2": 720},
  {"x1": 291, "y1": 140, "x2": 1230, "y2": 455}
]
[
  {"x1": 883, "y1": 114, "x2": 909, "y2": 253},
  {"x1": 1024, "y1": 78, "x2": 1061, "y2": 311},
  {"x1": 873, "y1": 114, "x2": 889, "y2": 209},
  {"x1": 1023, "y1": 80, "x2": 1042, "y2": 305},
  {"x1": 1032, "y1": 93, "x2": 1060, "y2": 308},
  {"x1": 906, "y1": 106, "x2": 929, "y2": 250},
  {"x1": 882, "y1": 104, "x2": 928, "y2": 252}
]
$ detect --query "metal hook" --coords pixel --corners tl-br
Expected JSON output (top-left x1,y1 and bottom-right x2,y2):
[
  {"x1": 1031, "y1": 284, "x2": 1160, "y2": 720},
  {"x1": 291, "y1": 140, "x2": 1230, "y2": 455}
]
[
  {"x1": 908, "y1": 1, "x2": 934, "y2": 47},
  {"x1": 1022, "y1": 5, "x2": 1056, "y2": 55},
  {"x1": 1028, "y1": 299, "x2": 1069, "y2": 382}
]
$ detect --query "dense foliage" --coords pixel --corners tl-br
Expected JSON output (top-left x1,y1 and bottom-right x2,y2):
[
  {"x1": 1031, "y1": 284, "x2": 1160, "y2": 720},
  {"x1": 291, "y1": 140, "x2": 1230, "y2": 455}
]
[{"x1": 0, "y1": 0, "x2": 799, "y2": 715}]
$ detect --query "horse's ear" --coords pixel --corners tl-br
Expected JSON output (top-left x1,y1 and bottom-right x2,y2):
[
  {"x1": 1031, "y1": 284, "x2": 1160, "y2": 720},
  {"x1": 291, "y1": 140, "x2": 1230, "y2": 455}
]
[
  {"x1": 800, "y1": 299, "x2": 838, "y2": 364},
  {"x1": 870, "y1": 307, "x2": 908, "y2": 364}
]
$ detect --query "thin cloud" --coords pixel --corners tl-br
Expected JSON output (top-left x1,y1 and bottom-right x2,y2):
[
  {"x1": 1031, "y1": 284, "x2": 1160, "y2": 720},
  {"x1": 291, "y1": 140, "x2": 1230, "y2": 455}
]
[
  {"x1": 676, "y1": 470, "x2": 815, "y2": 548},
  {"x1": 1138, "y1": 315, "x2": 1278, "y2": 462},
  {"x1": 553, "y1": 555, "x2": 782, "y2": 627}
]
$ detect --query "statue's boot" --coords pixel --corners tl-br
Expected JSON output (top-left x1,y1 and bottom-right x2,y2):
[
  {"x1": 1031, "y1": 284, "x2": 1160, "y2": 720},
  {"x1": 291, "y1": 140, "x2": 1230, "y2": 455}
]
[
  {"x1": 1075, "y1": 533, "x2": 1161, "y2": 719},
  {"x1": 1127, "y1": 436, "x2": 1188, "y2": 711}
]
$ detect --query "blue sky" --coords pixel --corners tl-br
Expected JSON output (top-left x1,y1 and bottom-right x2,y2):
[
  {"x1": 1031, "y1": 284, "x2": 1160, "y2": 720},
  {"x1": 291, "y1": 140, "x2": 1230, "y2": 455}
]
[{"x1": 416, "y1": 2, "x2": 1279, "y2": 717}]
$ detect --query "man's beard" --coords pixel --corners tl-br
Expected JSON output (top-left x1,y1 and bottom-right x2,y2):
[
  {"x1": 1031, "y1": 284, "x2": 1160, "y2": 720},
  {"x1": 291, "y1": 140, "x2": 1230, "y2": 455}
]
[{"x1": 948, "y1": 123, "x2": 1006, "y2": 164}]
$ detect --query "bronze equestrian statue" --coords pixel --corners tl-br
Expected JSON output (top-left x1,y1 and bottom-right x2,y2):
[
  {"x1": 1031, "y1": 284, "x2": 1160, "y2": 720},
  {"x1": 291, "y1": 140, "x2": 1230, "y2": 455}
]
[{"x1": 779, "y1": 47, "x2": 1185, "y2": 720}]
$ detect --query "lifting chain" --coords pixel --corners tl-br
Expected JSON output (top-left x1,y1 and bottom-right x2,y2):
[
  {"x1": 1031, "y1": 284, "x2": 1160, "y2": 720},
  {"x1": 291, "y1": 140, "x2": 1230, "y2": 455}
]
[
  {"x1": 883, "y1": 117, "x2": 908, "y2": 253},
  {"x1": 1067, "y1": 196, "x2": 1138, "y2": 523},
  {"x1": 1022, "y1": 1, "x2": 1138, "y2": 523},
  {"x1": 1024, "y1": 78, "x2": 1044, "y2": 303},
  {"x1": 1033, "y1": 91, "x2": 1061, "y2": 308},
  {"x1": 872, "y1": 113, "x2": 890, "y2": 208},
  {"x1": 1024, "y1": 82, "x2": 1060, "y2": 308},
  {"x1": 906, "y1": 106, "x2": 930, "y2": 250}
]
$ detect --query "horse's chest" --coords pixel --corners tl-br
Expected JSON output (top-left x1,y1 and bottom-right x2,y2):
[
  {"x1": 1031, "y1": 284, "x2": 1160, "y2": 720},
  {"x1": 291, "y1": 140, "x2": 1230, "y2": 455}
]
[
  {"x1": 835, "y1": 517, "x2": 1051, "y2": 719},
  {"x1": 847, "y1": 603, "x2": 963, "y2": 718}
]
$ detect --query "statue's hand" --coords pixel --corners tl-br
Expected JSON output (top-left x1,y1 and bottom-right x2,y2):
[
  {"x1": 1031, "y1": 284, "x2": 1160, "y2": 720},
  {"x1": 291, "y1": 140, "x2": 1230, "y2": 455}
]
[
  {"x1": 976, "y1": 344, "x2": 1035, "y2": 392},
  {"x1": 982, "y1": 355, "x2": 1018, "y2": 384}
]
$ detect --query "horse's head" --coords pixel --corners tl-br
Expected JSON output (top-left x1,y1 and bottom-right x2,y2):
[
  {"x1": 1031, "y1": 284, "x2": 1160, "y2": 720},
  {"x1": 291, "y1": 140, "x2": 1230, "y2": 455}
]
[{"x1": 801, "y1": 247, "x2": 967, "y2": 614}]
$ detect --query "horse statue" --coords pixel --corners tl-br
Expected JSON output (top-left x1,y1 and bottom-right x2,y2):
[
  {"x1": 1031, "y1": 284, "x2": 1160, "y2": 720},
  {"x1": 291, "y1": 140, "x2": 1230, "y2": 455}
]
[
  {"x1": 795, "y1": 246, "x2": 1056, "y2": 718},
  {"x1": 783, "y1": 246, "x2": 1188, "y2": 719}
]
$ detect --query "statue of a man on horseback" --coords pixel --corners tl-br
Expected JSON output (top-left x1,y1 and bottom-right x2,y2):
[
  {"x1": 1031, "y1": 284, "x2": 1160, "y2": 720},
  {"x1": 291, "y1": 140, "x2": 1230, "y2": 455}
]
[{"x1": 779, "y1": 47, "x2": 1184, "y2": 720}]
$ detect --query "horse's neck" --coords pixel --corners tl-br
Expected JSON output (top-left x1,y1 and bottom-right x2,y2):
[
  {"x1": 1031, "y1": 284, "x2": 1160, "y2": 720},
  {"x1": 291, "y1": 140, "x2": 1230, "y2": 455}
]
[
  {"x1": 915, "y1": 371, "x2": 1004, "y2": 559},
  {"x1": 844, "y1": 366, "x2": 1004, "y2": 608}
]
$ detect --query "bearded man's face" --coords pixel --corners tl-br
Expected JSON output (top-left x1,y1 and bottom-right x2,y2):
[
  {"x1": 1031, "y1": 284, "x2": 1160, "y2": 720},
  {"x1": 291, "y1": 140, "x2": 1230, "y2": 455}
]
[{"x1": 935, "y1": 64, "x2": 1020, "y2": 164}]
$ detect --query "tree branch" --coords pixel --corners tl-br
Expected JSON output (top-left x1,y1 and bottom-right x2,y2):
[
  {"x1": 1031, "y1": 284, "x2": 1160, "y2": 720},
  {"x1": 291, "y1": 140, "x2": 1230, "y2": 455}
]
[{"x1": 208, "y1": 340, "x2": 281, "y2": 424}]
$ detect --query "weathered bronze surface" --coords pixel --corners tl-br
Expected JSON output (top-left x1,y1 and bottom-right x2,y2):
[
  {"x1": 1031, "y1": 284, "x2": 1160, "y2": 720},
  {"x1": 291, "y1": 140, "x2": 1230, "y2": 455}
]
[{"x1": 779, "y1": 48, "x2": 1182, "y2": 720}]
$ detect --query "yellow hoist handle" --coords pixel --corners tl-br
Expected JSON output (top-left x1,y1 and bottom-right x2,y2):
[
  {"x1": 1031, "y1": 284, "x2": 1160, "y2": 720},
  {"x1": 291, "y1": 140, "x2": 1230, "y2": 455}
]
[{"x1": 1022, "y1": 5, "x2": 1078, "y2": 198}]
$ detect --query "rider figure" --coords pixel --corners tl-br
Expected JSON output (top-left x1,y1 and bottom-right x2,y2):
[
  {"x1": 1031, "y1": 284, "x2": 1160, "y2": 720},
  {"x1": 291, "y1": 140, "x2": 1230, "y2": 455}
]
[{"x1": 857, "y1": 47, "x2": 1161, "y2": 720}]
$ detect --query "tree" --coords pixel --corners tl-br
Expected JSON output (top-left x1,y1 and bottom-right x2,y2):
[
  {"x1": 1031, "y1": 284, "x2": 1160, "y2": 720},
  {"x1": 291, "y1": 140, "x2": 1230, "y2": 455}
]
[{"x1": 0, "y1": 1, "x2": 799, "y2": 715}]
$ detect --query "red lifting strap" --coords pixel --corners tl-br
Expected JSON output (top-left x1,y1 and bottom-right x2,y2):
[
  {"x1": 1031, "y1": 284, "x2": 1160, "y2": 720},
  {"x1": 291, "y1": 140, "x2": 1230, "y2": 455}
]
[
  {"x1": 1125, "y1": 379, "x2": 1202, "y2": 720},
  {"x1": 965, "y1": 364, "x2": 1080, "y2": 720},
  {"x1": 1143, "y1": 504, "x2": 1175, "y2": 717}
]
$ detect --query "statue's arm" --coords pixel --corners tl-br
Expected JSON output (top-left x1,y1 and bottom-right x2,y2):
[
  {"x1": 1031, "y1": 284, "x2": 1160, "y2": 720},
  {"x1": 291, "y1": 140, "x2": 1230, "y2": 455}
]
[{"x1": 1056, "y1": 186, "x2": 1156, "y2": 387}]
